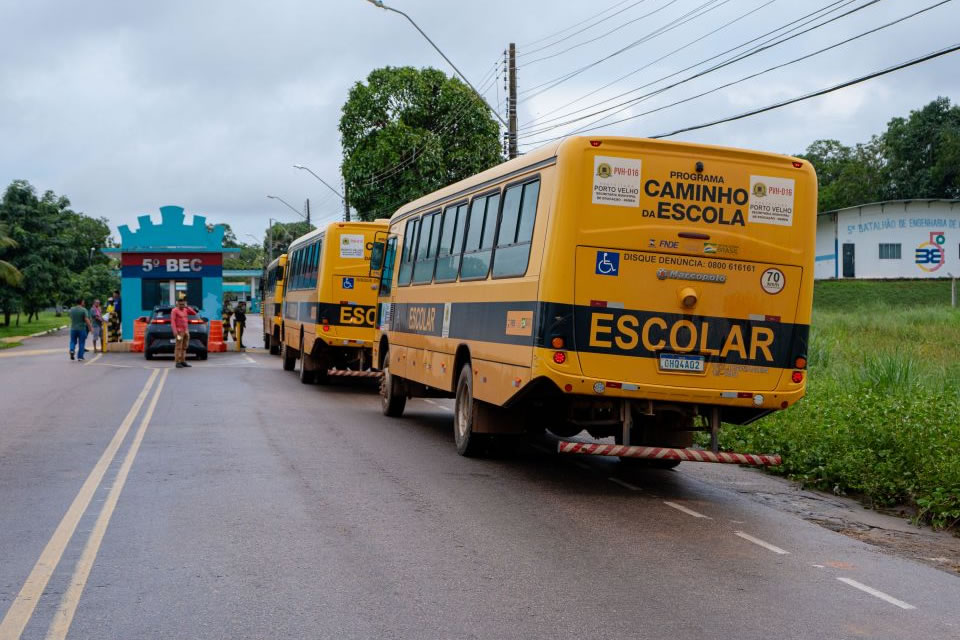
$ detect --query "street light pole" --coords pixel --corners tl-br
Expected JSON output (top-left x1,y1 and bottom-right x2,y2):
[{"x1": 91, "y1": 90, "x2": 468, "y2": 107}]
[
  {"x1": 293, "y1": 164, "x2": 350, "y2": 222},
  {"x1": 363, "y1": 0, "x2": 508, "y2": 129},
  {"x1": 266, "y1": 195, "x2": 307, "y2": 220}
]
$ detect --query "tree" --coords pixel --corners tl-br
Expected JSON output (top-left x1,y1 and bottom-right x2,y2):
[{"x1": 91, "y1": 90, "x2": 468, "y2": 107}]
[
  {"x1": 0, "y1": 222, "x2": 22, "y2": 287},
  {"x1": 798, "y1": 139, "x2": 884, "y2": 212},
  {"x1": 72, "y1": 264, "x2": 119, "y2": 306},
  {"x1": 339, "y1": 66, "x2": 502, "y2": 220},
  {"x1": 0, "y1": 180, "x2": 113, "y2": 325},
  {"x1": 263, "y1": 221, "x2": 313, "y2": 257},
  {"x1": 880, "y1": 96, "x2": 960, "y2": 200}
]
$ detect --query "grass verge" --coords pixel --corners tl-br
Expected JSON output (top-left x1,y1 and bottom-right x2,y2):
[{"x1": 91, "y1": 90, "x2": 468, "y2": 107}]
[
  {"x1": 722, "y1": 288, "x2": 960, "y2": 531},
  {"x1": 0, "y1": 311, "x2": 67, "y2": 340},
  {"x1": 0, "y1": 341, "x2": 23, "y2": 350}
]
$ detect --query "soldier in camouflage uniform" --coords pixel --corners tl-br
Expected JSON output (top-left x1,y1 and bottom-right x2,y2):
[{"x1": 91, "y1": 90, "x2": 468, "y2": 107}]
[{"x1": 221, "y1": 301, "x2": 234, "y2": 343}]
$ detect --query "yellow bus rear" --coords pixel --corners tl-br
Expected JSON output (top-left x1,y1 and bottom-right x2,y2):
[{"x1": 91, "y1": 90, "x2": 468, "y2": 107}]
[
  {"x1": 262, "y1": 253, "x2": 287, "y2": 355},
  {"x1": 281, "y1": 221, "x2": 386, "y2": 383},
  {"x1": 373, "y1": 136, "x2": 815, "y2": 458}
]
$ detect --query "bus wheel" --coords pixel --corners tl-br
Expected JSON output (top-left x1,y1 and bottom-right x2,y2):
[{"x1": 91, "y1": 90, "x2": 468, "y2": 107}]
[
  {"x1": 298, "y1": 337, "x2": 314, "y2": 384},
  {"x1": 380, "y1": 348, "x2": 406, "y2": 417},
  {"x1": 281, "y1": 340, "x2": 296, "y2": 371},
  {"x1": 269, "y1": 333, "x2": 280, "y2": 355},
  {"x1": 453, "y1": 364, "x2": 488, "y2": 457}
]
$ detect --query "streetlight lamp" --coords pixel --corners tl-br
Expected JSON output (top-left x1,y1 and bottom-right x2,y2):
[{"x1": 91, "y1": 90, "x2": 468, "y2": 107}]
[
  {"x1": 363, "y1": 0, "x2": 507, "y2": 128},
  {"x1": 266, "y1": 194, "x2": 308, "y2": 220},
  {"x1": 292, "y1": 164, "x2": 351, "y2": 222}
]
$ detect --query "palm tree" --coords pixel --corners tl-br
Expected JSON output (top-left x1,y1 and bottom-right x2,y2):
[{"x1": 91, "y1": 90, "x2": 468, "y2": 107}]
[{"x1": 0, "y1": 223, "x2": 22, "y2": 286}]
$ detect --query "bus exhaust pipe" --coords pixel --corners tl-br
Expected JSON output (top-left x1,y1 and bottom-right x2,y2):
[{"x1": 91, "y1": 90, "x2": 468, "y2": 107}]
[{"x1": 557, "y1": 441, "x2": 782, "y2": 466}]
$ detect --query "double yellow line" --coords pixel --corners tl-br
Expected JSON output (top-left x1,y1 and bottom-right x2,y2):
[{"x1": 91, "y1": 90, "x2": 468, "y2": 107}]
[{"x1": 0, "y1": 368, "x2": 169, "y2": 640}]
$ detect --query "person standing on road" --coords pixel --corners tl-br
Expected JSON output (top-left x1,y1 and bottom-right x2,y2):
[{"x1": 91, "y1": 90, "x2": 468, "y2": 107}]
[
  {"x1": 89, "y1": 298, "x2": 103, "y2": 353},
  {"x1": 221, "y1": 301, "x2": 234, "y2": 343},
  {"x1": 171, "y1": 297, "x2": 197, "y2": 369},
  {"x1": 233, "y1": 301, "x2": 247, "y2": 350},
  {"x1": 68, "y1": 298, "x2": 93, "y2": 361},
  {"x1": 113, "y1": 289, "x2": 122, "y2": 322}
]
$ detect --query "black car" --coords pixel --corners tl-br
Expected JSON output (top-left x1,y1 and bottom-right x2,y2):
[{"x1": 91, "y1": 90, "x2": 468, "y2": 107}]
[{"x1": 142, "y1": 305, "x2": 209, "y2": 360}]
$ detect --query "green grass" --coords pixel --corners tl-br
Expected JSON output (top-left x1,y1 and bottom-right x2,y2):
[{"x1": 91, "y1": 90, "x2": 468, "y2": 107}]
[
  {"x1": 0, "y1": 340, "x2": 23, "y2": 350},
  {"x1": 814, "y1": 278, "x2": 954, "y2": 311},
  {"x1": 720, "y1": 282, "x2": 960, "y2": 530},
  {"x1": 0, "y1": 311, "x2": 68, "y2": 340}
]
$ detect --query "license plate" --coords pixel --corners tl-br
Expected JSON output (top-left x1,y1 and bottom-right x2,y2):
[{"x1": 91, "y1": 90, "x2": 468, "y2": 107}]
[
  {"x1": 169, "y1": 338, "x2": 177, "y2": 344},
  {"x1": 659, "y1": 353, "x2": 705, "y2": 373}
]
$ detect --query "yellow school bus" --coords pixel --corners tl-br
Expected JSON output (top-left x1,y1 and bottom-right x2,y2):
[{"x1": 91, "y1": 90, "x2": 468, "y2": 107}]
[
  {"x1": 281, "y1": 220, "x2": 387, "y2": 383},
  {"x1": 372, "y1": 136, "x2": 816, "y2": 458},
  {"x1": 262, "y1": 253, "x2": 287, "y2": 355}
]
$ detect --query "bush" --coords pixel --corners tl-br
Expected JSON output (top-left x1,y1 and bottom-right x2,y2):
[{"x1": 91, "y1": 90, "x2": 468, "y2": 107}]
[{"x1": 723, "y1": 299, "x2": 960, "y2": 531}]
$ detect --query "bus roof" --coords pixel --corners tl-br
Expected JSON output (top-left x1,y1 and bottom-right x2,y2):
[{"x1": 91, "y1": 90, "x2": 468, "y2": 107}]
[{"x1": 287, "y1": 220, "x2": 386, "y2": 253}]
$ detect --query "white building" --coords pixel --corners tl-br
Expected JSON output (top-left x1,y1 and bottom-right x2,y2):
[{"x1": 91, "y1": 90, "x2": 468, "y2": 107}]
[{"x1": 815, "y1": 199, "x2": 960, "y2": 279}]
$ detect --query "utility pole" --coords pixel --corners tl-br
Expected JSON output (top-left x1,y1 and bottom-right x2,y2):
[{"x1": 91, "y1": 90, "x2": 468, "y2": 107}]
[
  {"x1": 305, "y1": 198, "x2": 311, "y2": 228},
  {"x1": 344, "y1": 183, "x2": 351, "y2": 222},
  {"x1": 508, "y1": 42, "x2": 518, "y2": 160}
]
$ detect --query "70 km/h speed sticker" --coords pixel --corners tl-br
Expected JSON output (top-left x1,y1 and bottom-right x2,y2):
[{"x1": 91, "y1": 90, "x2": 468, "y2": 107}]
[{"x1": 761, "y1": 268, "x2": 785, "y2": 294}]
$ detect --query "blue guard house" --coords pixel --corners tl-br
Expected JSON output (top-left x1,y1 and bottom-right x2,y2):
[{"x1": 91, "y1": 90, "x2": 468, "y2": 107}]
[{"x1": 102, "y1": 206, "x2": 239, "y2": 340}]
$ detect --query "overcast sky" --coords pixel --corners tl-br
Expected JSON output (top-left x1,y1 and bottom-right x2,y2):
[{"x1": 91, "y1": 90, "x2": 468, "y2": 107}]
[{"x1": 2, "y1": 0, "x2": 958, "y2": 243}]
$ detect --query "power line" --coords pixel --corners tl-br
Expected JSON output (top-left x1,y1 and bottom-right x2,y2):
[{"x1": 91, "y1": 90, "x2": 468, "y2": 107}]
[
  {"x1": 649, "y1": 43, "x2": 960, "y2": 139},
  {"x1": 518, "y1": 0, "x2": 880, "y2": 139},
  {"x1": 520, "y1": 0, "x2": 656, "y2": 63},
  {"x1": 521, "y1": 0, "x2": 780, "y2": 127},
  {"x1": 517, "y1": 0, "x2": 729, "y2": 103},
  {"x1": 518, "y1": 0, "x2": 637, "y2": 49}
]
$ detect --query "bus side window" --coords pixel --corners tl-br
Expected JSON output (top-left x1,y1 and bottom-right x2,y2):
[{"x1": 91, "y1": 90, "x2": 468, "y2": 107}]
[
  {"x1": 435, "y1": 203, "x2": 466, "y2": 282},
  {"x1": 413, "y1": 210, "x2": 441, "y2": 284},
  {"x1": 397, "y1": 217, "x2": 419, "y2": 286},
  {"x1": 493, "y1": 179, "x2": 540, "y2": 278},
  {"x1": 379, "y1": 236, "x2": 398, "y2": 297},
  {"x1": 461, "y1": 192, "x2": 500, "y2": 280},
  {"x1": 290, "y1": 250, "x2": 300, "y2": 289}
]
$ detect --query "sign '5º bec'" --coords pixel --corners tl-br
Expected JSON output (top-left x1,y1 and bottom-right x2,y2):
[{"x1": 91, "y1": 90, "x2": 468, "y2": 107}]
[
  {"x1": 369, "y1": 136, "x2": 815, "y2": 462},
  {"x1": 280, "y1": 220, "x2": 388, "y2": 383}
]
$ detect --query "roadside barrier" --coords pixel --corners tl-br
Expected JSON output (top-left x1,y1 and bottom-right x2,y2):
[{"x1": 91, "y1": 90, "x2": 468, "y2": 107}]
[
  {"x1": 207, "y1": 320, "x2": 227, "y2": 352},
  {"x1": 130, "y1": 318, "x2": 146, "y2": 353},
  {"x1": 557, "y1": 441, "x2": 782, "y2": 466}
]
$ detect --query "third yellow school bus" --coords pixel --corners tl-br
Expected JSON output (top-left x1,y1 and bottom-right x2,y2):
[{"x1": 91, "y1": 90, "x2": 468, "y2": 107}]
[
  {"x1": 262, "y1": 253, "x2": 287, "y2": 355},
  {"x1": 281, "y1": 220, "x2": 387, "y2": 383},
  {"x1": 372, "y1": 136, "x2": 816, "y2": 458}
]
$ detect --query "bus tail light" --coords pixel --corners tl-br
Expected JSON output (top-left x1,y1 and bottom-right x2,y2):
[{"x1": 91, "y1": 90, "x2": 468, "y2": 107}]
[
  {"x1": 791, "y1": 370, "x2": 804, "y2": 384},
  {"x1": 553, "y1": 351, "x2": 566, "y2": 364},
  {"x1": 551, "y1": 336, "x2": 565, "y2": 349},
  {"x1": 322, "y1": 325, "x2": 330, "y2": 333},
  {"x1": 794, "y1": 356, "x2": 807, "y2": 369}
]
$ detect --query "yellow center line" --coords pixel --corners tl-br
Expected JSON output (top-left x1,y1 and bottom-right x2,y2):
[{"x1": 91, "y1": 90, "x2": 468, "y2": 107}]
[
  {"x1": 45, "y1": 368, "x2": 169, "y2": 640},
  {"x1": 0, "y1": 369, "x2": 159, "y2": 640},
  {"x1": 0, "y1": 348, "x2": 63, "y2": 359}
]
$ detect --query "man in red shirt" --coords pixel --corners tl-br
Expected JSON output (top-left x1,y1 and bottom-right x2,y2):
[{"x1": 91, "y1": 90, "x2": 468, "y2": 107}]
[{"x1": 171, "y1": 297, "x2": 197, "y2": 368}]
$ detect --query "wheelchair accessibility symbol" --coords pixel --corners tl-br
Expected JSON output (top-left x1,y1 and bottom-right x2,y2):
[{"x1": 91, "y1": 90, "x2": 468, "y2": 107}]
[
  {"x1": 595, "y1": 251, "x2": 619, "y2": 276},
  {"x1": 341, "y1": 277, "x2": 354, "y2": 289}
]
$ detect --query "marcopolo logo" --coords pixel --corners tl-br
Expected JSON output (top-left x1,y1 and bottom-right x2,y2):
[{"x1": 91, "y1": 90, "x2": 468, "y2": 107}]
[
  {"x1": 656, "y1": 268, "x2": 726, "y2": 284},
  {"x1": 596, "y1": 162, "x2": 612, "y2": 179},
  {"x1": 915, "y1": 231, "x2": 946, "y2": 272}
]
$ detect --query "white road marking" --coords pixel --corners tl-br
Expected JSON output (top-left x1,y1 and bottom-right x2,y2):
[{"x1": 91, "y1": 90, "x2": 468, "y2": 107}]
[
  {"x1": 0, "y1": 369, "x2": 160, "y2": 640},
  {"x1": 734, "y1": 531, "x2": 790, "y2": 555},
  {"x1": 811, "y1": 564, "x2": 825, "y2": 568},
  {"x1": 836, "y1": 578, "x2": 916, "y2": 610},
  {"x1": 83, "y1": 353, "x2": 103, "y2": 365},
  {"x1": 423, "y1": 398, "x2": 453, "y2": 411},
  {"x1": 607, "y1": 477, "x2": 641, "y2": 491},
  {"x1": 46, "y1": 368, "x2": 169, "y2": 639},
  {"x1": 244, "y1": 355, "x2": 256, "y2": 364},
  {"x1": 664, "y1": 501, "x2": 712, "y2": 519}
]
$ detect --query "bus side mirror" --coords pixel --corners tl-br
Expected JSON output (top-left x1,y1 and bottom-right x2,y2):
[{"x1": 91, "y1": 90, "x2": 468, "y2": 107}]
[{"x1": 370, "y1": 241, "x2": 385, "y2": 271}]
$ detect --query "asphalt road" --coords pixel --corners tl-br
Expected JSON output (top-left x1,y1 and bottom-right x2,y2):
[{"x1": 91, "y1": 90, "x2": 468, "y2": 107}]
[{"x1": 1, "y1": 323, "x2": 958, "y2": 639}]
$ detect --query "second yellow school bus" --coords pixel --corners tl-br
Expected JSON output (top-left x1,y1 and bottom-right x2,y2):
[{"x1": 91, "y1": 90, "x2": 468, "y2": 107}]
[
  {"x1": 372, "y1": 136, "x2": 816, "y2": 457},
  {"x1": 281, "y1": 220, "x2": 387, "y2": 383},
  {"x1": 262, "y1": 253, "x2": 287, "y2": 355}
]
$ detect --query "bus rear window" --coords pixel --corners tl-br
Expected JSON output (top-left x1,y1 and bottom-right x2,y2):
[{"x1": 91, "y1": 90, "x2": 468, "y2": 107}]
[{"x1": 493, "y1": 179, "x2": 540, "y2": 278}]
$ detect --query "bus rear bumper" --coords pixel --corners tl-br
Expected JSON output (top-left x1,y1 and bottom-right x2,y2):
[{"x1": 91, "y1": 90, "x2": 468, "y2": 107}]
[{"x1": 541, "y1": 370, "x2": 805, "y2": 411}]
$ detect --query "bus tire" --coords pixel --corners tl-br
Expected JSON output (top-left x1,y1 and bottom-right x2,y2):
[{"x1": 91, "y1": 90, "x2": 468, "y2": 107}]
[
  {"x1": 453, "y1": 363, "x2": 488, "y2": 457},
  {"x1": 281, "y1": 340, "x2": 296, "y2": 371},
  {"x1": 380, "y1": 348, "x2": 406, "y2": 417},
  {"x1": 298, "y1": 336, "x2": 313, "y2": 384},
  {"x1": 269, "y1": 332, "x2": 280, "y2": 355}
]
